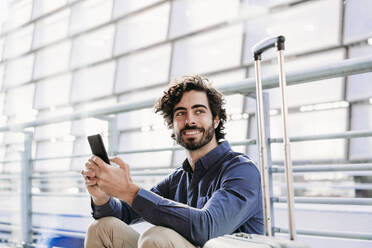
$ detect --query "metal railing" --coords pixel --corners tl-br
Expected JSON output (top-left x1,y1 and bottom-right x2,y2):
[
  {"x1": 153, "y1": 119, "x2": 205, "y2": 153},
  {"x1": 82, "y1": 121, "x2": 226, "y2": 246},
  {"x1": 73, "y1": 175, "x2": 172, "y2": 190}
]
[{"x1": 0, "y1": 56, "x2": 372, "y2": 246}]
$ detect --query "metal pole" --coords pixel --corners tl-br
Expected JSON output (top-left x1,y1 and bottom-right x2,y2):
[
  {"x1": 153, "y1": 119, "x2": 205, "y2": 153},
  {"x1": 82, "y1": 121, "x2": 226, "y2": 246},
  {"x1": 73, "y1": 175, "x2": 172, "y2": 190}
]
[
  {"x1": 21, "y1": 132, "x2": 33, "y2": 247},
  {"x1": 278, "y1": 50, "x2": 296, "y2": 240},
  {"x1": 108, "y1": 116, "x2": 119, "y2": 157},
  {"x1": 254, "y1": 59, "x2": 272, "y2": 237},
  {"x1": 262, "y1": 92, "x2": 276, "y2": 235}
]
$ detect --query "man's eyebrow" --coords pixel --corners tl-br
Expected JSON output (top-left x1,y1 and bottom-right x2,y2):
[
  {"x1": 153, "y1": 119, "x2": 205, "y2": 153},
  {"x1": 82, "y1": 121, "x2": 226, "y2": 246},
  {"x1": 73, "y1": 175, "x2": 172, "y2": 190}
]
[
  {"x1": 173, "y1": 104, "x2": 208, "y2": 113},
  {"x1": 191, "y1": 104, "x2": 208, "y2": 110},
  {"x1": 173, "y1": 107, "x2": 187, "y2": 113}
]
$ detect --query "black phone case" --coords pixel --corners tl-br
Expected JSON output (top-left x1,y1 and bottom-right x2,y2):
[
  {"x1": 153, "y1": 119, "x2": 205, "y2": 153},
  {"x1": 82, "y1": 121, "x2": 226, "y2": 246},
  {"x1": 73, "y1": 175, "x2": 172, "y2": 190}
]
[{"x1": 87, "y1": 134, "x2": 110, "y2": 164}]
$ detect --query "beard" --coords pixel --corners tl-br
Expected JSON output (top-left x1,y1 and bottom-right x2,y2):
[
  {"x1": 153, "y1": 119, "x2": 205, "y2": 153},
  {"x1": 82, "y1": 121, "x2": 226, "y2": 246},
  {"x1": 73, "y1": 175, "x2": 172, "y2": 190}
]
[{"x1": 175, "y1": 123, "x2": 215, "y2": 151}]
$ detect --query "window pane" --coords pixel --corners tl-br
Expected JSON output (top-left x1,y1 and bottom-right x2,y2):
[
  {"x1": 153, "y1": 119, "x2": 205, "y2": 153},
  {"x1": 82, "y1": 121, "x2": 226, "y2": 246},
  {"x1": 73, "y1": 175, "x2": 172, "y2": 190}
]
[
  {"x1": 0, "y1": 65, "x2": 4, "y2": 89},
  {"x1": 33, "y1": 9, "x2": 70, "y2": 49},
  {"x1": 32, "y1": 196, "x2": 90, "y2": 215},
  {"x1": 4, "y1": 55, "x2": 34, "y2": 88},
  {"x1": 2, "y1": 0, "x2": 32, "y2": 33},
  {"x1": 225, "y1": 119, "x2": 248, "y2": 142},
  {"x1": 4, "y1": 84, "x2": 36, "y2": 120},
  {"x1": 119, "y1": 130, "x2": 173, "y2": 151},
  {"x1": 34, "y1": 41, "x2": 71, "y2": 79},
  {"x1": 248, "y1": 49, "x2": 345, "y2": 108},
  {"x1": 0, "y1": 38, "x2": 4, "y2": 60},
  {"x1": 208, "y1": 69, "x2": 247, "y2": 114},
  {"x1": 70, "y1": 118, "x2": 108, "y2": 137},
  {"x1": 115, "y1": 44, "x2": 171, "y2": 93},
  {"x1": 3, "y1": 24, "x2": 33, "y2": 59},
  {"x1": 118, "y1": 86, "x2": 165, "y2": 105},
  {"x1": 70, "y1": 25, "x2": 114, "y2": 68},
  {"x1": 169, "y1": 0, "x2": 239, "y2": 38},
  {"x1": 171, "y1": 25, "x2": 243, "y2": 77},
  {"x1": 347, "y1": 45, "x2": 372, "y2": 101},
  {"x1": 3, "y1": 132, "x2": 25, "y2": 145},
  {"x1": 270, "y1": 109, "x2": 348, "y2": 161},
  {"x1": 118, "y1": 151, "x2": 172, "y2": 169},
  {"x1": 209, "y1": 69, "x2": 246, "y2": 89},
  {"x1": 34, "y1": 74, "x2": 72, "y2": 109},
  {"x1": 113, "y1": 0, "x2": 163, "y2": 18},
  {"x1": 32, "y1": 0, "x2": 67, "y2": 19},
  {"x1": 243, "y1": 0, "x2": 341, "y2": 63},
  {"x1": 71, "y1": 61, "x2": 115, "y2": 103},
  {"x1": 34, "y1": 140, "x2": 73, "y2": 171},
  {"x1": 73, "y1": 97, "x2": 117, "y2": 112},
  {"x1": 0, "y1": 93, "x2": 6, "y2": 126},
  {"x1": 243, "y1": 0, "x2": 299, "y2": 7},
  {"x1": 344, "y1": 0, "x2": 372, "y2": 44},
  {"x1": 114, "y1": 3, "x2": 169, "y2": 55},
  {"x1": 117, "y1": 108, "x2": 157, "y2": 130},
  {"x1": 34, "y1": 122, "x2": 71, "y2": 141},
  {"x1": 350, "y1": 104, "x2": 372, "y2": 160},
  {"x1": 69, "y1": 0, "x2": 113, "y2": 35}
]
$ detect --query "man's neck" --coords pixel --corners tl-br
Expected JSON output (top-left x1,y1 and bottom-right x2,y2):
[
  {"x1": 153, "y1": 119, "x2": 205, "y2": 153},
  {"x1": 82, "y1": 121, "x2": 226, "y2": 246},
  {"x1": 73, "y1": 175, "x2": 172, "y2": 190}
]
[{"x1": 186, "y1": 138, "x2": 218, "y2": 171}]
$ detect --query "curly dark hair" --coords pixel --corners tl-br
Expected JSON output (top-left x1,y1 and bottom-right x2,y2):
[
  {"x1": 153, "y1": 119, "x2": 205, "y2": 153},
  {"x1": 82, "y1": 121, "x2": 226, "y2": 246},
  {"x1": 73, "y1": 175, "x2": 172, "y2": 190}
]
[{"x1": 154, "y1": 75, "x2": 227, "y2": 142}]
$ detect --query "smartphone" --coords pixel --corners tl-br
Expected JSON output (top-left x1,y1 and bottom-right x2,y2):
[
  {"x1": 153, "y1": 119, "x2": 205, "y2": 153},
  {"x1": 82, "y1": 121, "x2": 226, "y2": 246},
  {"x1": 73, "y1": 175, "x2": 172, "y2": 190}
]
[{"x1": 87, "y1": 134, "x2": 110, "y2": 165}]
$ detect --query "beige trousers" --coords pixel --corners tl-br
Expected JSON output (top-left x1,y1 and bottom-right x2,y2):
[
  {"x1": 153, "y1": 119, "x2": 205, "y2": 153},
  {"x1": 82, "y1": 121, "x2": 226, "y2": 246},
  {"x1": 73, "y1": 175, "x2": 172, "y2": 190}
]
[{"x1": 85, "y1": 217, "x2": 197, "y2": 248}]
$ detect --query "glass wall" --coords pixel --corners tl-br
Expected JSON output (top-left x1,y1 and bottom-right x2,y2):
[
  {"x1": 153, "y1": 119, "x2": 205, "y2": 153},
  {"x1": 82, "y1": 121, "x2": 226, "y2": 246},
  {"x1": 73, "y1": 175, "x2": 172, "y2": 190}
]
[{"x1": 0, "y1": 0, "x2": 371, "y2": 247}]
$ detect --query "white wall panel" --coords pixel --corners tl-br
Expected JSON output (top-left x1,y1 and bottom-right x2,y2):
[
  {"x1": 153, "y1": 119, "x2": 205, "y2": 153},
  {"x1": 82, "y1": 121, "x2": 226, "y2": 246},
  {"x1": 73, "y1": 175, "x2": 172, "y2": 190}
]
[
  {"x1": 115, "y1": 44, "x2": 171, "y2": 93},
  {"x1": 69, "y1": 0, "x2": 113, "y2": 35},
  {"x1": 32, "y1": 0, "x2": 67, "y2": 19},
  {"x1": 3, "y1": 25, "x2": 33, "y2": 59},
  {"x1": 34, "y1": 41, "x2": 71, "y2": 79},
  {"x1": 3, "y1": 55, "x2": 34, "y2": 88},
  {"x1": 113, "y1": 0, "x2": 163, "y2": 18},
  {"x1": 344, "y1": 0, "x2": 372, "y2": 44},
  {"x1": 169, "y1": 0, "x2": 240, "y2": 38},
  {"x1": 34, "y1": 74, "x2": 71, "y2": 109},
  {"x1": 70, "y1": 25, "x2": 114, "y2": 68},
  {"x1": 70, "y1": 61, "x2": 115, "y2": 103},
  {"x1": 171, "y1": 24, "x2": 243, "y2": 77},
  {"x1": 33, "y1": 9, "x2": 70, "y2": 48},
  {"x1": 244, "y1": 0, "x2": 342, "y2": 63},
  {"x1": 114, "y1": 3, "x2": 169, "y2": 55}
]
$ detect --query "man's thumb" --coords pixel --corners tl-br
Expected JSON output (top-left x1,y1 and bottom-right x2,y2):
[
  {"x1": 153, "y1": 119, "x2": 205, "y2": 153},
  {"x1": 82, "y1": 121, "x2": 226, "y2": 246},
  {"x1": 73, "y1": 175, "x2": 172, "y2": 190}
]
[{"x1": 110, "y1": 157, "x2": 129, "y2": 170}]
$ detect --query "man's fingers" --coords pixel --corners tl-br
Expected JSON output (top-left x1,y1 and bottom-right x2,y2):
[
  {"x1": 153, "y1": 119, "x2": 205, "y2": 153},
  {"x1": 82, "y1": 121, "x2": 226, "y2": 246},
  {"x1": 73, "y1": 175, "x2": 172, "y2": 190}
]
[
  {"x1": 81, "y1": 168, "x2": 95, "y2": 178},
  {"x1": 110, "y1": 157, "x2": 129, "y2": 171},
  {"x1": 89, "y1": 155, "x2": 108, "y2": 169},
  {"x1": 85, "y1": 177, "x2": 97, "y2": 186}
]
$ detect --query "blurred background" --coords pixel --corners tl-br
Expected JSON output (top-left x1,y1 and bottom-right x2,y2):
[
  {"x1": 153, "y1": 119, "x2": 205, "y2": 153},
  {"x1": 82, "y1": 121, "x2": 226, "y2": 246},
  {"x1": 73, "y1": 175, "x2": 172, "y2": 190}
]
[{"x1": 0, "y1": 0, "x2": 371, "y2": 247}]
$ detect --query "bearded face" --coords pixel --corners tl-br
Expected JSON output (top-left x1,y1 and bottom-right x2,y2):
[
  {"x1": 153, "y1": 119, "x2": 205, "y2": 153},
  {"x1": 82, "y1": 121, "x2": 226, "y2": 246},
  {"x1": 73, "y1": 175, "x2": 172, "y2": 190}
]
[{"x1": 172, "y1": 90, "x2": 219, "y2": 151}]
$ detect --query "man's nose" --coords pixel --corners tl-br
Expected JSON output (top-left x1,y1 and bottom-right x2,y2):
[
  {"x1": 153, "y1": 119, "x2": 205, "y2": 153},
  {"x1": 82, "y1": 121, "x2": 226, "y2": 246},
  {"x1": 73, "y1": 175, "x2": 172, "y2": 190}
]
[{"x1": 185, "y1": 112, "x2": 196, "y2": 125}]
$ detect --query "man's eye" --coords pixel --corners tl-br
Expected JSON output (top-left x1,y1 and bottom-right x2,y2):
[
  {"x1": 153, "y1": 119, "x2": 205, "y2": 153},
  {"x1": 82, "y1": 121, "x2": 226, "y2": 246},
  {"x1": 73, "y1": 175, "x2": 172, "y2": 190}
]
[
  {"x1": 175, "y1": 112, "x2": 185, "y2": 117},
  {"x1": 196, "y1": 109, "x2": 205, "y2": 114}
]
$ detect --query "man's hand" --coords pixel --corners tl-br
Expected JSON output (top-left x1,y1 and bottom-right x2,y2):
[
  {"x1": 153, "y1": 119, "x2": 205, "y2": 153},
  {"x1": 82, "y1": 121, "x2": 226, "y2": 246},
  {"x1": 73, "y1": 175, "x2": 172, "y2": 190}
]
[
  {"x1": 85, "y1": 156, "x2": 140, "y2": 206},
  {"x1": 81, "y1": 161, "x2": 110, "y2": 206}
]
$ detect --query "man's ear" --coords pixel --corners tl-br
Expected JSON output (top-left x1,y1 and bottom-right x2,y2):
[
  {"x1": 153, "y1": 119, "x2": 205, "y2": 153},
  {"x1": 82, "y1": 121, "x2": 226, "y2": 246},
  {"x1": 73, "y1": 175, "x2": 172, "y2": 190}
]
[{"x1": 213, "y1": 115, "x2": 220, "y2": 129}]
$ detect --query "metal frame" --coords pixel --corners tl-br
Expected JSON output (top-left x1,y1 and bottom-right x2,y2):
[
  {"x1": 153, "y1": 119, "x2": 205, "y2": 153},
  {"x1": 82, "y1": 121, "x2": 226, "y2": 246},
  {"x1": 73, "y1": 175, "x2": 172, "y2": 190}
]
[{"x1": 0, "y1": 57, "x2": 371, "y2": 246}]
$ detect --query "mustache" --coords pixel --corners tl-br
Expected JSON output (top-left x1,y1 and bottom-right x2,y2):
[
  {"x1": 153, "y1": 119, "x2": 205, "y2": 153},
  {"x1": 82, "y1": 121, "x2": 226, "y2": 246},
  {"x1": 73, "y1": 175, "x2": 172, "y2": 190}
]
[{"x1": 181, "y1": 125, "x2": 204, "y2": 133}]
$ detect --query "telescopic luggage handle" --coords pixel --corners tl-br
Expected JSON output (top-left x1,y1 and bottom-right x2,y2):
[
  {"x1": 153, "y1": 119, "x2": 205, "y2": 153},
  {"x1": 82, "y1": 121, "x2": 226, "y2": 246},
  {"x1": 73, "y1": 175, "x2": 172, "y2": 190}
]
[
  {"x1": 252, "y1": 35, "x2": 297, "y2": 241},
  {"x1": 253, "y1": 36, "x2": 285, "y2": 60}
]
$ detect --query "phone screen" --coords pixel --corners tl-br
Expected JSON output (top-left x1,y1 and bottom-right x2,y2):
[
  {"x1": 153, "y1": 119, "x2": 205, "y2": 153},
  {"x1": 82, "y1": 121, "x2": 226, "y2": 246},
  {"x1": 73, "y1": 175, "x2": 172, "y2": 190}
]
[{"x1": 87, "y1": 134, "x2": 110, "y2": 164}]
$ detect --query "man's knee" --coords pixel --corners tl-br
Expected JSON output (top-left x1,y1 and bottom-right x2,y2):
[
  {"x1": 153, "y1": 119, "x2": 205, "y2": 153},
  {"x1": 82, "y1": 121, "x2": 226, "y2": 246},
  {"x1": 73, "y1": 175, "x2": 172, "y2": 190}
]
[
  {"x1": 85, "y1": 217, "x2": 139, "y2": 248},
  {"x1": 87, "y1": 216, "x2": 122, "y2": 235},
  {"x1": 138, "y1": 226, "x2": 173, "y2": 247},
  {"x1": 138, "y1": 226, "x2": 193, "y2": 248}
]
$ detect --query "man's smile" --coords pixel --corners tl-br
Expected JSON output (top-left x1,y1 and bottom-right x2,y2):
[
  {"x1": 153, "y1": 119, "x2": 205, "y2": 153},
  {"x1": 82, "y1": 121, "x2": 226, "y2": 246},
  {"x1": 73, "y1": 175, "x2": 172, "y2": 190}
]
[{"x1": 182, "y1": 129, "x2": 203, "y2": 137}]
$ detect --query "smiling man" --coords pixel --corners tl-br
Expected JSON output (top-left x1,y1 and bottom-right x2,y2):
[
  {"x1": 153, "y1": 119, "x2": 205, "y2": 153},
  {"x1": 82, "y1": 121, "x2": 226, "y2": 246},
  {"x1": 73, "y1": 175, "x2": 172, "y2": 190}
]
[{"x1": 82, "y1": 75, "x2": 263, "y2": 248}]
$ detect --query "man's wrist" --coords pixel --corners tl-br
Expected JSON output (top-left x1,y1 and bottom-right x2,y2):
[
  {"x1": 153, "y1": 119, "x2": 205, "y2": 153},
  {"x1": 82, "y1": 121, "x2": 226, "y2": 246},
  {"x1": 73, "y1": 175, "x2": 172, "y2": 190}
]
[
  {"x1": 92, "y1": 194, "x2": 110, "y2": 206},
  {"x1": 123, "y1": 184, "x2": 140, "y2": 206}
]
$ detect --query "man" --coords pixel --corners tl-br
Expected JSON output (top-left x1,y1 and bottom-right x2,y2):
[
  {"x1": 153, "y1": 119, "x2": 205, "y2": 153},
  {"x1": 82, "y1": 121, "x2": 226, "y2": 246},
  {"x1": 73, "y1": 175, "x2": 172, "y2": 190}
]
[{"x1": 81, "y1": 75, "x2": 263, "y2": 248}]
